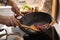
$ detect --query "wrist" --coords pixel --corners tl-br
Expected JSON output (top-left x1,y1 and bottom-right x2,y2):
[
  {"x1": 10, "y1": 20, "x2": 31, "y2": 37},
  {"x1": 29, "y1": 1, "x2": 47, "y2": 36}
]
[{"x1": 0, "y1": 15, "x2": 5, "y2": 24}]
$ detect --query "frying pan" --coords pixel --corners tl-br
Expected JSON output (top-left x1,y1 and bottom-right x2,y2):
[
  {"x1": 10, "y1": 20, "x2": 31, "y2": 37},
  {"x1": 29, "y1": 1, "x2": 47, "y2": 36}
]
[{"x1": 19, "y1": 12, "x2": 52, "y2": 34}]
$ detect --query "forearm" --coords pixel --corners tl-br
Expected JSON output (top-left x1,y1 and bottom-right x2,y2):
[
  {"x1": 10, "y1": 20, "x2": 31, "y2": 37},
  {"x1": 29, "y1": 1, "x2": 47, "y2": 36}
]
[
  {"x1": 0, "y1": 15, "x2": 6, "y2": 24},
  {"x1": 0, "y1": 15, "x2": 20, "y2": 26}
]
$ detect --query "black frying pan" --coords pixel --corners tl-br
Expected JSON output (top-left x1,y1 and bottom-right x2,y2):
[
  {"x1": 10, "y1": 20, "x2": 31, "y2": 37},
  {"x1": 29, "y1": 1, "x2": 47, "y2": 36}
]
[{"x1": 19, "y1": 12, "x2": 52, "y2": 34}]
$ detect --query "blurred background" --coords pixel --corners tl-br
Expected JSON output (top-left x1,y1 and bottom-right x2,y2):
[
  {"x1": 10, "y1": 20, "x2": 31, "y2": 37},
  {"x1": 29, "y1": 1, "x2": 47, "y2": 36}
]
[{"x1": 0, "y1": 0, "x2": 59, "y2": 40}]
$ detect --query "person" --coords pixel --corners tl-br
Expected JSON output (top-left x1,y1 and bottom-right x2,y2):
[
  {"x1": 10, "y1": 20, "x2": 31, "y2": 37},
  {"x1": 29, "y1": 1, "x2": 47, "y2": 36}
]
[
  {"x1": 0, "y1": 0, "x2": 23, "y2": 26},
  {"x1": 0, "y1": 0, "x2": 23, "y2": 40}
]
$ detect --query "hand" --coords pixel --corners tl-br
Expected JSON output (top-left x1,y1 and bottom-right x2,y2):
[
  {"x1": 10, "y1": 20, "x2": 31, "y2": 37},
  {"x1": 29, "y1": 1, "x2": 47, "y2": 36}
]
[
  {"x1": 0, "y1": 15, "x2": 20, "y2": 26},
  {"x1": 7, "y1": 0, "x2": 23, "y2": 16}
]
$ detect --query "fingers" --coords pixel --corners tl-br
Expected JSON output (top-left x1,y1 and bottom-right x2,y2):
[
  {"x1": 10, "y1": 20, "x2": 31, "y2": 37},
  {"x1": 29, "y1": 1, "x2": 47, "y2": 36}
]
[
  {"x1": 0, "y1": 15, "x2": 20, "y2": 27},
  {"x1": 9, "y1": 17, "x2": 20, "y2": 26},
  {"x1": 9, "y1": 16, "x2": 16, "y2": 26},
  {"x1": 12, "y1": 17, "x2": 20, "y2": 26}
]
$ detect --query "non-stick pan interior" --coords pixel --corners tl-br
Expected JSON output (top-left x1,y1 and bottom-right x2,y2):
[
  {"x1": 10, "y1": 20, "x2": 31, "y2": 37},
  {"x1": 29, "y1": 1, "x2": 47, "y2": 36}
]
[{"x1": 20, "y1": 12, "x2": 52, "y2": 26}]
